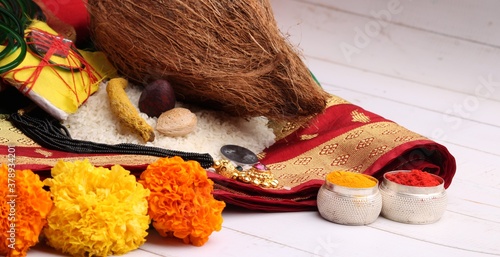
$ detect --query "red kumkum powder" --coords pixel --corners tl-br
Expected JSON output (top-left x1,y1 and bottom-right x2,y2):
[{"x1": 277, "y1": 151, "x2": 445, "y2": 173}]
[{"x1": 385, "y1": 169, "x2": 441, "y2": 187}]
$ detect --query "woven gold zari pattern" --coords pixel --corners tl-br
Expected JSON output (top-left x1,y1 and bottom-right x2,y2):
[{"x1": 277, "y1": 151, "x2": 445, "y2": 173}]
[
  {"x1": 264, "y1": 121, "x2": 426, "y2": 190},
  {"x1": 268, "y1": 95, "x2": 350, "y2": 141},
  {"x1": 0, "y1": 116, "x2": 36, "y2": 147}
]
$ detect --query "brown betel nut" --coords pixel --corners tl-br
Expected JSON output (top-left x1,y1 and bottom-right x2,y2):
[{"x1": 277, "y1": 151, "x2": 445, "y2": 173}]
[{"x1": 139, "y1": 80, "x2": 176, "y2": 118}]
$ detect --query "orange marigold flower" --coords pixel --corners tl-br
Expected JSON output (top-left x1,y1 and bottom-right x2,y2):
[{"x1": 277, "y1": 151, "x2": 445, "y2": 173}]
[
  {"x1": 139, "y1": 156, "x2": 226, "y2": 246},
  {"x1": 0, "y1": 164, "x2": 53, "y2": 257}
]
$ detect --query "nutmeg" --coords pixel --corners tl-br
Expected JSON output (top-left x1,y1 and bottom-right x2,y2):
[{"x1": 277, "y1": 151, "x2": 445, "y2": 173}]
[{"x1": 156, "y1": 107, "x2": 197, "y2": 137}]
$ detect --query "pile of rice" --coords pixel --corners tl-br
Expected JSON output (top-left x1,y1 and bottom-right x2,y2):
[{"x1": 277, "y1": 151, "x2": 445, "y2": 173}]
[{"x1": 63, "y1": 82, "x2": 276, "y2": 160}]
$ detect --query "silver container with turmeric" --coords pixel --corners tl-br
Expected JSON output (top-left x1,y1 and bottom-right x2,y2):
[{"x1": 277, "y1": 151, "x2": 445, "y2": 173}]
[{"x1": 317, "y1": 171, "x2": 382, "y2": 225}]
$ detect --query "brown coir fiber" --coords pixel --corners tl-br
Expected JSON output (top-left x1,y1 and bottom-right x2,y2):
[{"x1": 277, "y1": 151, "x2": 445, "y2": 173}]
[{"x1": 87, "y1": 0, "x2": 329, "y2": 121}]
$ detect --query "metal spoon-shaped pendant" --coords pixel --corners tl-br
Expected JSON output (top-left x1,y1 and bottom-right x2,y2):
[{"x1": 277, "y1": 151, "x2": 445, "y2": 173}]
[{"x1": 220, "y1": 145, "x2": 259, "y2": 165}]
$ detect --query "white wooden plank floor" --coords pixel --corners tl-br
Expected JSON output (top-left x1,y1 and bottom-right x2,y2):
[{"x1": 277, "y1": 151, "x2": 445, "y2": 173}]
[{"x1": 30, "y1": 0, "x2": 500, "y2": 256}]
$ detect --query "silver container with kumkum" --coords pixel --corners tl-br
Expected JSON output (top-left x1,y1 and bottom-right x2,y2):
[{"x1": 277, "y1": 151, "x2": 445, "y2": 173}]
[{"x1": 379, "y1": 170, "x2": 448, "y2": 224}]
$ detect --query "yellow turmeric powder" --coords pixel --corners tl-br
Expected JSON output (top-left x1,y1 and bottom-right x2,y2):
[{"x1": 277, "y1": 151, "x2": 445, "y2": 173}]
[{"x1": 326, "y1": 171, "x2": 377, "y2": 188}]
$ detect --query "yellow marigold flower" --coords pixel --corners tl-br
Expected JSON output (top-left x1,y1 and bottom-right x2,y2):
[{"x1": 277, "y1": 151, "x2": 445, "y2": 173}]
[
  {"x1": 0, "y1": 164, "x2": 53, "y2": 257},
  {"x1": 139, "y1": 156, "x2": 225, "y2": 246},
  {"x1": 43, "y1": 159, "x2": 150, "y2": 257}
]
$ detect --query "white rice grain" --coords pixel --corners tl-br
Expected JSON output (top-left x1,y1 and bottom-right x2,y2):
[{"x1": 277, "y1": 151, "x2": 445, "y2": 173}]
[{"x1": 63, "y1": 82, "x2": 276, "y2": 161}]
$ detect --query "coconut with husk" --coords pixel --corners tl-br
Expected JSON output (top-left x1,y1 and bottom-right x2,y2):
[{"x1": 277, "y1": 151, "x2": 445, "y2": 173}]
[{"x1": 87, "y1": 0, "x2": 328, "y2": 121}]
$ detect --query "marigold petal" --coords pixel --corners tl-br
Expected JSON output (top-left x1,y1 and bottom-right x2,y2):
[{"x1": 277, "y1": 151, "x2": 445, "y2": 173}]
[
  {"x1": 0, "y1": 164, "x2": 53, "y2": 257},
  {"x1": 139, "y1": 157, "x2": 225, "y2": 246}
]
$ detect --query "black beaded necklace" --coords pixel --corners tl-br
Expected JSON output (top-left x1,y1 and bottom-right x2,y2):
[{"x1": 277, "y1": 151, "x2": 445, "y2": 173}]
[{"x1": 9, "y1": 110, "x2": 215, "y2": 168}]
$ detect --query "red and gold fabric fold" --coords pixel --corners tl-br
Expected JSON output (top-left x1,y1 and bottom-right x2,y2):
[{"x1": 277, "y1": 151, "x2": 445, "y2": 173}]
[{"x1": 207, "y1": 95, "x2": 456, "y2": 211}]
